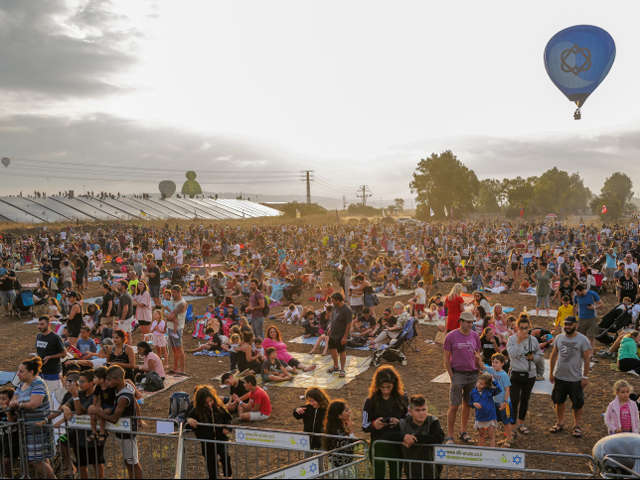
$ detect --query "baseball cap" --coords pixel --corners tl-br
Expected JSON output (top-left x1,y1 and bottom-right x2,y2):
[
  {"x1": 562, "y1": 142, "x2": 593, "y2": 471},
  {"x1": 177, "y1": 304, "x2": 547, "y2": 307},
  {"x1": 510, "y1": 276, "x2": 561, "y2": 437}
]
[
  {"x1": 459, "y1": 311, "x2": 474, "y2": 323},
  {"x1": 563, "y1": 316, "x2": 578, "y2": 324}
]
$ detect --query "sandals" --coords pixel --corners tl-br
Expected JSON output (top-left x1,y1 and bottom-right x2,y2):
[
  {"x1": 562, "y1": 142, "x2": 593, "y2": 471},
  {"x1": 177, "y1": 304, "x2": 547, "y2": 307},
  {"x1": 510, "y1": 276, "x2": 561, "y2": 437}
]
[
  {"x1": 86, "y1": 433, "x2": 98, "y2": 443},
  {"x1": 444, "y1": 437, "x2": 455, "y2": 445},
  {"x1": 572, "y1": 426, "x2": 583, "y2": 438},
  {"x1": 517, "y1": 424, "x2": 530, "y2": 435},
  {"x1": 338, "y1": 370, "x2": 346, "y2": 378},
  {"x1": 550, "y1": 423, "x2": 564, "y2": 434},
  {"x1": 327, "y1": 367, "x2": 340, "y2": 374},
  {"x1": 459, "y1": 432, "x2": 476, "y2": 444},
  {"x1": 501, "y1": 436, "x2": 516, "y2": 448},
  {"x1": 97, "y1": 433, "x2": 109, "y2": 446}
]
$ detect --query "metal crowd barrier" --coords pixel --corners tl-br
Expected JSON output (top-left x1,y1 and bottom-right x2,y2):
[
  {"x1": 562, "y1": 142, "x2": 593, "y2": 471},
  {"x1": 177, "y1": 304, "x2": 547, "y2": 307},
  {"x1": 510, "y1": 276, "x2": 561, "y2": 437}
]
[
  {"x1": 600, "y1": 454, "x2": 640, "y2": 479},
  {"x1": 6, "y1": 411, "x2": 180, "y2": 479},
  {"x1": 174, "y1": 422, "x2": 368, "y2": 479},
  {"x1": 371, "y1": 440, "x2": 598, "y2": 479}
]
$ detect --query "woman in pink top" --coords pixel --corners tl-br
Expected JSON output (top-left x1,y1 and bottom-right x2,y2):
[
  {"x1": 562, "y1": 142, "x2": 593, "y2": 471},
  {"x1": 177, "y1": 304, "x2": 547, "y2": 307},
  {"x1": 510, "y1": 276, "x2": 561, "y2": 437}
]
[
  {"x1": 134, "y1": 341, "x2": 166, "y2": 383},
  {"x1": 263, "y1": 326, "x2": 317, "y2": 373},
  {"x1": 133, "y1": 281, "x2": 153, "y2": 336}
]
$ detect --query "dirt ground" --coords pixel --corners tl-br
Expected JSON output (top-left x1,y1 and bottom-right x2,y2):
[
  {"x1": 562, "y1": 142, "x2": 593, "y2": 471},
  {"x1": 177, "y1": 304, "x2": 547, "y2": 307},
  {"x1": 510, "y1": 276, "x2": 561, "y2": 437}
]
[{"x1": 1, "y1": 269, "x2": 627, "y2": 475}]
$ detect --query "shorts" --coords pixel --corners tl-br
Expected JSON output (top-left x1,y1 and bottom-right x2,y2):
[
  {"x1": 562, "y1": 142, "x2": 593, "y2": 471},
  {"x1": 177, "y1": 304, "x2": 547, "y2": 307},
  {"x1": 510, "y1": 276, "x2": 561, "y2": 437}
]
[
  {"x1": 474, "y1": 419, "x2": 498, "y2": 431},
  {"x1": 118, "y1": 317, "x2": 135, "y2": 333},
  {"x1": 153, "y1": 335, "x2": 167, "y2": 347},
  {"x1": 156, "y1": 259, "x2": 163, "y2": 267},
  {"x1": 363, "y1": 294, "x2": 374, "y2": 308},
  {"x1": 73, "y1": 441, "x2": 105, "y2": 467},
  {"x1": 328, "y1": 337, "x2": 346, "y2": 354},
  {"x1": 536, "y1": 294, "x2": 550, "y2": 309},
  {"x1": 551, "y1": 379, "x2": 585, "y2": 410},
  {"x1": 168, "y1": 329, "x2": 183, "y2": 348},
  {"x1": 67, "y1": 320, "x2": 82, "y2": 338},
  {"x1": 91, "y1": 358, "x2": 107, "y2": 368},
  {"x1": 351, "y1": 305, "x2": 363, "y2": 317},
  {"x1": 495, "y1": 402, "x2": 514, "y2": 425},
  {"x1": 577, "y1": 317, "x2": 597, "y2": 338},
  {"x1": 606, "y1": 268, "x2": 616, "y2": 281},
  {"x1": 116, "y1": 436, "x2": 139, "y2": 465},
  {"x1": 247, "y1": 412, "x2": 270, "y2": 422},
  {"x1": 137, "y1": 320, "x2": 151, "y2": 326},
  {"x1": 414, "y1": 304, "x2": 425, "y2": 314},
  {"x1": 0, "y1": 290, "x2": 16, "y2": 306},
  {"x1": 288, "y1": 358, "x2": 301, "y2": 369},
  {"x1": 423, "y1": 274, "x2": 434, "y2": 285},
  {"x1": 449, "y1": 370, "x2": 479, "y2": 407},
  {"x1": 511, "y1": 263, "x2": 519, "y2": 272},
  {"x1": 149, "y1": 285, "x2": 160, "y2": 299}
]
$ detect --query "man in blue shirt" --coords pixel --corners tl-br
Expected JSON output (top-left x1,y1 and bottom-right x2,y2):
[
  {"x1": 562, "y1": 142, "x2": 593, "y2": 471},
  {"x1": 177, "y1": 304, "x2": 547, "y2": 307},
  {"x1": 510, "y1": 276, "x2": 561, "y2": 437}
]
[{"x1": 573, "y1": 284, "x2": 604, "y2": 361}]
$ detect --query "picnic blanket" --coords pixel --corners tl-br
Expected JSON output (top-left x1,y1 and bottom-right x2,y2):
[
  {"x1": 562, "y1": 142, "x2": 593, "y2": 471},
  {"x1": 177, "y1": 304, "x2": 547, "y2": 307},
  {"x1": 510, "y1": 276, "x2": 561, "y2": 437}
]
[
  {"x1": 288, "y1": 335, "x2": 370, "y2": 351},
  {"x1": 193, "y1": 350, "x2": 230, "y2": 357},
  {"x1": 213, "y1": 352, "x2": 371, "y2": 390},
  {"x1": 139, "y1": 375, "x2": 190, "y2": 400}
]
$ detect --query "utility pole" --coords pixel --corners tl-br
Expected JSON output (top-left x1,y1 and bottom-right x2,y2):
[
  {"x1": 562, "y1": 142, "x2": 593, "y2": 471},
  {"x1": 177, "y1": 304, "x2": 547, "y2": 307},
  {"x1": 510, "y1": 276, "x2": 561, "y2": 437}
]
[
  {"x1": 356, "y1": 185, "x2": 372, "y2": 206},
  {"x1": 342, "y1": 195, "x2": 347, "y2": 209},
  {"x1": 300, "y1": 170, "x2": 314, "y2": 204}
]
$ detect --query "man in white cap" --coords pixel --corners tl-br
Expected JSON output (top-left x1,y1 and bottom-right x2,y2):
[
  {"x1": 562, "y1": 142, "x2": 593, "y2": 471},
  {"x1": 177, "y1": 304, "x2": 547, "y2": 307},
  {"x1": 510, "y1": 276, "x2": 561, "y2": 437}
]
[{"x1": 443, "y1": 310, "x2": 482, "y2": 445}]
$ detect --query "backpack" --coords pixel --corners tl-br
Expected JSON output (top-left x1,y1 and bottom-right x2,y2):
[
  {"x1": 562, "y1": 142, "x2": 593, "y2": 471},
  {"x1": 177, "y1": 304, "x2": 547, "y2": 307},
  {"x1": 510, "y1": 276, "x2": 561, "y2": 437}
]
[
  {"x1": 168, "y1": 392, "x2": 190, "y2": 422},
  {"x1": 144, "y1": 371, "x2": 165, "y2": 392},
  {"x1": 252, "y1": 292, "x2": 270, "y2": 317}
]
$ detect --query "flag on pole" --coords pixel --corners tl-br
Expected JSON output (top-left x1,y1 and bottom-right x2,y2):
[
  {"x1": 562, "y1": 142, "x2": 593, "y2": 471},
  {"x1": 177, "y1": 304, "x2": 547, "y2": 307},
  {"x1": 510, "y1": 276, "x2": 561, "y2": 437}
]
[
  {"x1": 295, "y1": 209, "x2": 301, "y2": 219},
  {"x1": 444, "y1": 205, "x2": 448, "y2": 217},
  {"x1": 335, "y1": 209, "x2": 340, "y2": 221},
  {"x1": 430, "y1": 207, "x2": 435, "y2": 217},
  {"x1": 602, "y1": 204, "x2": 608, "y2": 214},
  {"x1": 194, "y1": 210, "x2": 198, "y2": 219},
  {"x1": 140, "y1": 210, "x2": 147, "y2": 217},
  {"x1": 519, "y1": 207, "x2": 524, "y2": 217}
]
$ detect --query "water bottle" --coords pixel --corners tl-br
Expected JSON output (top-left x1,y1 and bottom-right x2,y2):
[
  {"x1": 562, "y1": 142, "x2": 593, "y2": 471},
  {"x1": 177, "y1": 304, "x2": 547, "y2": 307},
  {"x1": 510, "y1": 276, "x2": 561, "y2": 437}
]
[{"x1": 523, "y1": 306, "x2": 527, "y2": 313}]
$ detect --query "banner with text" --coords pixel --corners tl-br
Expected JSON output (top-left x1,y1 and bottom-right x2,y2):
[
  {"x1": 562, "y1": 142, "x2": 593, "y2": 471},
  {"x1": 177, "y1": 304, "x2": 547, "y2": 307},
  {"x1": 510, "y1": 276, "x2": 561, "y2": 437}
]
[
  {"x1": 235, "y1": 429, "x2": 311, "y2": 451},
  {"x1": 434, "y1": 446, "x2": 526, "y2": 470}
]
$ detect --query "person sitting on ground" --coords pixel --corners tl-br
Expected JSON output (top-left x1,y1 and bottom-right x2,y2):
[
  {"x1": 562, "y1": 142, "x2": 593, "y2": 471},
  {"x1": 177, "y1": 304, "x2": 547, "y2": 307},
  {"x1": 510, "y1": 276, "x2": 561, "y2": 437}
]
[
  {"x1": 187, "y1": 327, "x2": 226, "y2": 354},
  {"x1": 302, "y1": 309, "x2": 321, "y2": 338},
  {"x1": 221, "y1": 373, "x2": 251, "y2": 414},
  {"x1": 238, "y1": 375, "x2": 271, "y2": 422},
  {"x1": 263, "y1": 326, "x2": 317, "y2": 372},
  {"x1": 261, "y1": 347, "x2": 294, "y2": 383}
]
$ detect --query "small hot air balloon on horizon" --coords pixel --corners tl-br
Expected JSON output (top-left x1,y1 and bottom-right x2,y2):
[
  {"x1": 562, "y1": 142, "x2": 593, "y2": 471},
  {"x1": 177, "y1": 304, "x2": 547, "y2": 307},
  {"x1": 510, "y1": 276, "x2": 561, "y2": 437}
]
[
  {"x1": 1, "y1": 157, "x2": 9, "y2": 168},
  {"x1": 158, "y1": 180, "x2": 177, "y2": 200},
  {"x1": 544, "y1": 25, "x2": 616, "y2": 120}
]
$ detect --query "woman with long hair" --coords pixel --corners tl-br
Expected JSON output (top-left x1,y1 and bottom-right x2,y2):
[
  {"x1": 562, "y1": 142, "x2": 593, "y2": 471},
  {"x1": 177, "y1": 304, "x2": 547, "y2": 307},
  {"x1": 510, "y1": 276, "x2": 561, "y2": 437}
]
[
  {"x1": 263, "y1": 326, "x2": 317, "y2": 372},
  {"x1": 362, "y1": 365, "x2": 409, "y2": 479},
  {"x1": 186, "y1": 385, "x2": 232, "y2": 479},
  {"x1": 444, "y1": 284, "x2": 465, "y2": 332},
  {"x1": 293, "y1": 387, "x2": 331, "y2": 451},
  {"x1": 133, "y1": 280, "x2": 152, "y2": 336},
  {"x1": 324, "y1": 399, "x2": 357, "y2": 478},
  {"x1": 236, "y1": 331, "x2": 262, "y2": 375}
]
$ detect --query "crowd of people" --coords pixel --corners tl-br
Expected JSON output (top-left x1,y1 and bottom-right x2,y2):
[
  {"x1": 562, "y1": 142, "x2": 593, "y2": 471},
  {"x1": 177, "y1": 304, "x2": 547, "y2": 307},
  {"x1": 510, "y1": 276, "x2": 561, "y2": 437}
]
[{"x1": 2, "y1": 216, "x2": 640, "y2": 478}]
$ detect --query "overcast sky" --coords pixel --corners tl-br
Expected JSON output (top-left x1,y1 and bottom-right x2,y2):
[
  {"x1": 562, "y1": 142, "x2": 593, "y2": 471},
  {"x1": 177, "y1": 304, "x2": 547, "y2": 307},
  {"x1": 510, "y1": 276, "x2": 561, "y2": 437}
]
[{"x1": 1, "y1": 0, "x2": 639, "y2": 206}]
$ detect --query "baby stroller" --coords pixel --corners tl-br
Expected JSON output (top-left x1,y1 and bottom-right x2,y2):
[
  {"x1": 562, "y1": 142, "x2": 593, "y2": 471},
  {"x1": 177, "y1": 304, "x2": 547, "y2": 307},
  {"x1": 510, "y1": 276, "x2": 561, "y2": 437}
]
[
  {"x1": 13, "y1": 289, "x2": 35, "y2": 319},
  {"x1": 371, "y1": 318, "x2": 417, "y2": 367}
]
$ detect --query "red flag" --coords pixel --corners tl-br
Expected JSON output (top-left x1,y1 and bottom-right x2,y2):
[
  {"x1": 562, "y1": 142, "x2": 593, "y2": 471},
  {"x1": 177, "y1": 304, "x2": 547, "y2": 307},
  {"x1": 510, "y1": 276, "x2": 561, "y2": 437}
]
[
  {"x1": 602, "y1": 204, "x2": 608, "y2": 214},
  {"x1": 519, "y1": 207, "x2": 524, "y2": 217}
]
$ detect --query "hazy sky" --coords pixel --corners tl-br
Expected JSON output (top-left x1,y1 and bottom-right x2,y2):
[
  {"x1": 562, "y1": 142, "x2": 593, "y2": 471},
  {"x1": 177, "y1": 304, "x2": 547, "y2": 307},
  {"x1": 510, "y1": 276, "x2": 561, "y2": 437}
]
[{"x1": 1, "y1": 0, "x2": 639, "y2": 205}]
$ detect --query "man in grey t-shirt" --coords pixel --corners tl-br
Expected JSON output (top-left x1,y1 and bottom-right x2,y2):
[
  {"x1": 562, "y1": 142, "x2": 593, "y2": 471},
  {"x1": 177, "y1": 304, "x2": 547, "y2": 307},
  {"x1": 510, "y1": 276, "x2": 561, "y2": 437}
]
[
  {"x1": 549, "y1": 316, "x2": 591, "y2": 437},
  {"x1": 116, "y1": 280, "x2": 134, "y2": 345},
  {"x1": 327, "y1": 292, "x2": 353, "y2": 378}
]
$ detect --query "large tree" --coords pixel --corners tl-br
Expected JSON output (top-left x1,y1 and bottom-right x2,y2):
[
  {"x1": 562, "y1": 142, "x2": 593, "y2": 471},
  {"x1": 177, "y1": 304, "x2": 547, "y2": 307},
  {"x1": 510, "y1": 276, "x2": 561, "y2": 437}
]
[
  {"x1": 591, "y1": 172, "x2": 634, "y2": 219},
  {"x1": 534, "y1": 168, "x2": 591, "y2": 215},
  {"x1": 410, "y1": 150, "x2": 479, "y2": 220}
]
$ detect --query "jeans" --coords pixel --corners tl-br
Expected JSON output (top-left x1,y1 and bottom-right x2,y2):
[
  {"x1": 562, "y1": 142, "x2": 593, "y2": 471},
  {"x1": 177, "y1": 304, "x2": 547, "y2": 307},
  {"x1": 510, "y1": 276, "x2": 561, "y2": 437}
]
[{"x1": 250, "y1": 316, "x2": 265, "y2": 340}]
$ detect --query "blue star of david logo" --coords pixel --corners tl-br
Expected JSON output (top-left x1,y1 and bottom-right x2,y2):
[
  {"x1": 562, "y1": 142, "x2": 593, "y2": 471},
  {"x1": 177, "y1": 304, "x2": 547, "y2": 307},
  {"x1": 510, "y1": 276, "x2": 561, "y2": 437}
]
[
  {"x1": 512, "y1": 455, "x2": 523, "y2": 466},
  {"x1": 122, "y1": 420, "x2": 129, "y2": 428},
  {"x1": 437, "y1": 449, "x2": 446, "y2": 459},
  {"x1": 237, "y1": 431, "x2": 245, "y2": 441},
  {"x1": 309, "y1": 463, "x2": 318, "y2": 474},
  {"x1": 299, "y1": 438, "x2": 308, "y2": 447}
]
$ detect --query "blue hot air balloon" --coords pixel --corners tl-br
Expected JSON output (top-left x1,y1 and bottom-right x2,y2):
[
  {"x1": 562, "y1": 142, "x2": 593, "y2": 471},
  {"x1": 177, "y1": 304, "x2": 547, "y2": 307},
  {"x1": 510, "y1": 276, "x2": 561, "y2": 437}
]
[{"x1": 544, "y1": 25, "x2": 615, "y2": 119}]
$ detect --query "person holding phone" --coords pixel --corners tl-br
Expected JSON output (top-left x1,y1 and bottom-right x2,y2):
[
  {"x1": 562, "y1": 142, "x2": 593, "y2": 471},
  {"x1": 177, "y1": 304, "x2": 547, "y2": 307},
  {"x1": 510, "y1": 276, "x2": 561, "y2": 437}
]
[{"x1": 362, "y1": 366, "x2": 409, "y2": 479}]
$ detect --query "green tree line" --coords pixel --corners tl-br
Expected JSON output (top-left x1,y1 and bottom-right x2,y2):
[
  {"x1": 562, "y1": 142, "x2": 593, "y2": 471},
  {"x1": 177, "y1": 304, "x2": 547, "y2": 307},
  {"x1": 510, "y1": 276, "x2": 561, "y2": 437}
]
[{"x1": 410, "y1": 150, "x2": 634, "y2": 220}]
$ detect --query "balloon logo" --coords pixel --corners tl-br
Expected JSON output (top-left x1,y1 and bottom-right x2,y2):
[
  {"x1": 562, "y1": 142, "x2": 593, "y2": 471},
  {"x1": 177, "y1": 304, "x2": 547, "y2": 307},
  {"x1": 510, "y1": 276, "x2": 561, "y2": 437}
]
[
  {"x1": 1, "y1": 157, "x2": 9, "y2": 168},
  {"x1": 544, "y1": 25, "x2": 615, "y2": 119},
  {"x1": 158, "y1": 180, "x2": 177, "y2": 199}
]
